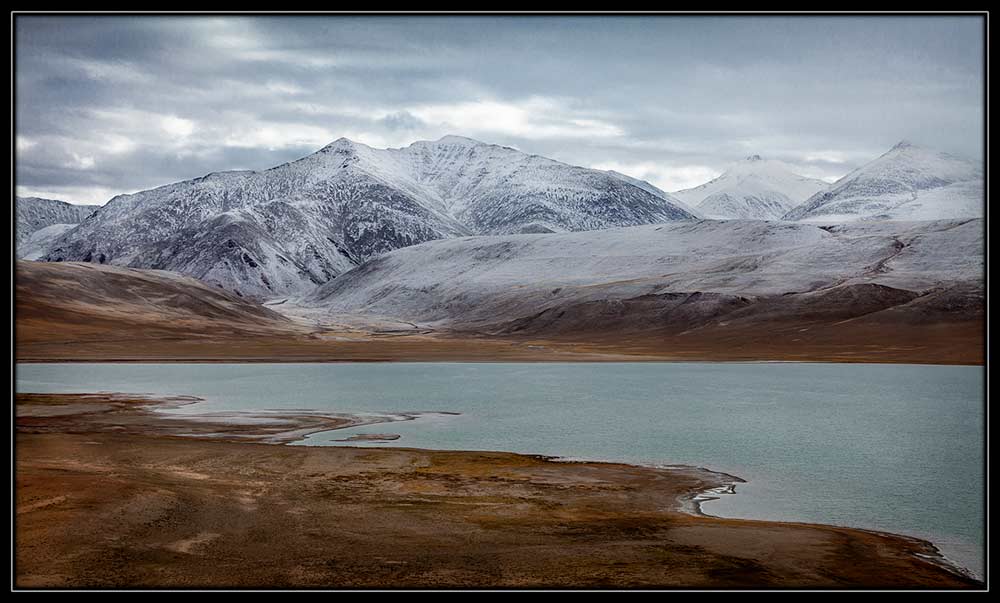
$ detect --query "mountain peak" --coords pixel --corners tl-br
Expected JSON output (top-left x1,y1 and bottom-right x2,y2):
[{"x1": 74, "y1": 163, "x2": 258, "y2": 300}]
[
  {"x1": 673, "y1": 155, "x2": 828, "y2": 220},
  {"x1": 784, "y1": 140, "x2": 982, "y2": 222},
  {"x1": 319, "y1": 137, "x2": 359, "y2": 153},
  {"x1": 434, "y1": 135, "x2": 485, "y2": 146}
]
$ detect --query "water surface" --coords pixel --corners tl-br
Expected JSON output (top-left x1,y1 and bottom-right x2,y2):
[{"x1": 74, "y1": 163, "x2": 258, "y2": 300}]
[{"x1": 16, "y1": 362, "x2": 984, "y2": 578}]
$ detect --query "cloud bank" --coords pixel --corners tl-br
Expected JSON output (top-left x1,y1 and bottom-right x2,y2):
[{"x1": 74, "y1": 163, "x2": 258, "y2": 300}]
[{"x1": 15, "y1": 15, "x2": 985, "y2": 204}]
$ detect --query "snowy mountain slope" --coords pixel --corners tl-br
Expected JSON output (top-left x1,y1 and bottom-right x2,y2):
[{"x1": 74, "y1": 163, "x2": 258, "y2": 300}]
[
  {"x1": 604, "y1": 170, "x2": 701, "y2": 217},
  {"x1": 39, "y1": 136, "x2": 696, "y2": 298},
  {"x1": 386, "y1": 136, "x2": 696, "y2": 233},
  {"x1": 19, "y1": 223, "x2": 79, "y2": 261},
  {"x1": 671, "y1": 155, "x2": 827, "y2": 220},
  {"x1": 15, "y1": 196, "x2": 98, "y2": 249},
  {"x1": 783, "y1": 141, "x2": 983, "y2": 222},
  {"x1": 103, "y1": 165, "x2": 474, "y2": 299},
  {"x1": 296, "y1": 218, "x2": 982, "y2": 333}
]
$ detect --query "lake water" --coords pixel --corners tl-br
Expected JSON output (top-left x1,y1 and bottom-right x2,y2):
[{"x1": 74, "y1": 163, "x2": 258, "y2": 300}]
[{"x1": 16, "y1": 362, "x2": 984, "y2": 579}]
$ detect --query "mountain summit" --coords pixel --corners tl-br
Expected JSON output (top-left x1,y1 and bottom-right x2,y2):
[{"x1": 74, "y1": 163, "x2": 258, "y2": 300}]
[
  {"x1": 672, "y1": 156, "x2": 827, "y2": 220},
  {"x1": 784, "y1": 141, "x2": 983, "y2": 222}
]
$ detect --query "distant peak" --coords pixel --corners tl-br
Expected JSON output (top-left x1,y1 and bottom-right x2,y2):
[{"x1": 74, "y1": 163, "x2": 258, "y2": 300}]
[
  {"x1": 891, "y1": 140, "x2": 915, "y2": 151},
  {"x1": 319, "y1": 137, "x2": 358, "y2": 153},
  {"x1": 744, "y1": 154, "x2": 763, "y2": 162}
]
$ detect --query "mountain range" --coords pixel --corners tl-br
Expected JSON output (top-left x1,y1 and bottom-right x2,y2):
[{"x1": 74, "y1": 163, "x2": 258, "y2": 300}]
[
  {"x1": 18, "y1": 217, "x2": 981, "y2": 364},
  {"x1": 19, "y1": 137, "x2": 983, "y2": 299},
  {"x1": 35, "y1": 135, "x2": 695, "y2": 298}
]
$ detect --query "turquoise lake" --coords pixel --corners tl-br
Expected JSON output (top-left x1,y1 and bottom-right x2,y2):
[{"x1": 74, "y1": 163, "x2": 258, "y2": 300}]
[{"x1": 16, "y1": 362, "x2": 984, "y2": 579}]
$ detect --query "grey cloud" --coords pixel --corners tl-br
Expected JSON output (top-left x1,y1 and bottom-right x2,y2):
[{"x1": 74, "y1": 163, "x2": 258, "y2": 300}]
[
  {"x1": 14, "y1": 15, "x2": 985, "y2": 203},
  {"x1": 379, "y1": 111, "x2": 426, "y2": 131}
]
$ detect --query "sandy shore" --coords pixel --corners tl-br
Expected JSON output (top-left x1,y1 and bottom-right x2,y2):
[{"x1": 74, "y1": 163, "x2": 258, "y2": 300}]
[{"x1": 14, "y1": 393, "x2": 980, "y2": 589}]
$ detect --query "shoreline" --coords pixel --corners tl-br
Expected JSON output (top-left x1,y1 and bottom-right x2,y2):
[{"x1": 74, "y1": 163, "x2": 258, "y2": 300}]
[
  {"x1": 15, "y1": 357, "x2": 986, "y2": 366},
  {"x1": 15, "y1": 320, "x2": 984, "y2": 367},
  {"x1": 555, "y1": 457, "x2": 980, "y2": 583},
  {"x1": 687, "y1": 484, "x2": 978, "y2": 582},
  {"x1": 14, "y1": 392, "x2": 982, "y2": 588}
]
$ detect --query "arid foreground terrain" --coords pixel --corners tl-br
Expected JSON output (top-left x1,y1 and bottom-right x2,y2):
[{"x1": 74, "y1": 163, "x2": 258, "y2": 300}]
[{"x1": 15, "y1": 393, "x2": 979, "y2": 589}]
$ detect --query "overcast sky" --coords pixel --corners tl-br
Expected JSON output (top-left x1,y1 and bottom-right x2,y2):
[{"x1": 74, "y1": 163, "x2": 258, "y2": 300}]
[{"x1": 15, "y1": 15, "x2": 985, "y2": 205}]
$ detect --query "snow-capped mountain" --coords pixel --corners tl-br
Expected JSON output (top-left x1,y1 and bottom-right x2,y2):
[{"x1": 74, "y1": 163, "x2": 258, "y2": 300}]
[
  {"x1": 783, "y1": 141, "x2": 983, "y2": 222},
  {"x1": 672, "y1": 155, "x2": 828, "y2": 220},
  {"x1": 386, "y1": 136, "x2": 695, "y2": 233},
  {"x1": 39, "y1": 136, "x2": 696, "y2": 298},
  {"x1": 15, "y1": 196, "x2": 98, "y2": 250}
]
